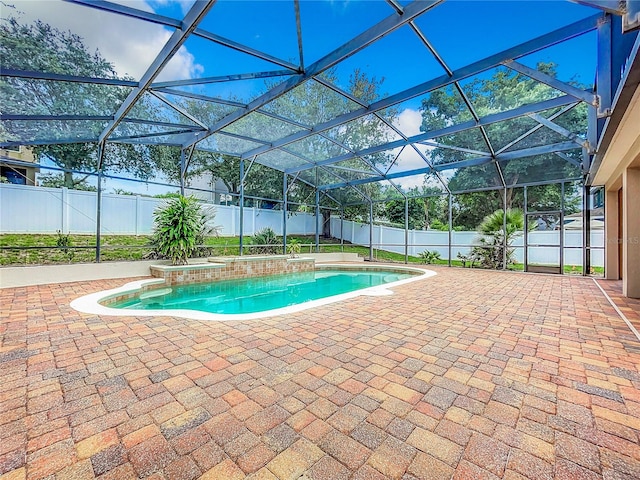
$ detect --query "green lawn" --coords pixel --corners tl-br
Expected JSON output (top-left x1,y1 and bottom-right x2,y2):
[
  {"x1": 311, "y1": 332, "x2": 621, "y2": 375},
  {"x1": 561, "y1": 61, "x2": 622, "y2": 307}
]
[{"x1": 0, "y1": 233, "x2": 603, "y2": 276}]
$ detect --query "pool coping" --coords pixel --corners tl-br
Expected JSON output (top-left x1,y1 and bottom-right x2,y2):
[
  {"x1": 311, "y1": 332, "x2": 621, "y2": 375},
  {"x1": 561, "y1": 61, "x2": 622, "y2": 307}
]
[{"x1": 70, "y1": 264, "x2": 437, "y2": 321}]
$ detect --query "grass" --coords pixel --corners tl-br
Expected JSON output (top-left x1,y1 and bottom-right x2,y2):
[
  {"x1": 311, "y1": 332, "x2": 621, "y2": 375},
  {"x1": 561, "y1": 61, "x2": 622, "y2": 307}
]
[{"x1": 0, "y1": 233, "x2": 603, "y2": 276}]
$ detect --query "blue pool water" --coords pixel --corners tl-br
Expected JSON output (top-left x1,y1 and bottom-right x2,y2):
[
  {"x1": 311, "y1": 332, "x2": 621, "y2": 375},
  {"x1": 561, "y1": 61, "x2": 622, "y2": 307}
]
[{"x1": 109, "y1": 268, "x2": 418, "y2": 315}]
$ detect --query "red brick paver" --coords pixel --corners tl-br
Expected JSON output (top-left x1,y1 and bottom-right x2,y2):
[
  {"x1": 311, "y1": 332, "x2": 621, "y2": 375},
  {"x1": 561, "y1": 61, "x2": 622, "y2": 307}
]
[{"x1": 1, "y1": 266, "x2": 639, "y2": 479}]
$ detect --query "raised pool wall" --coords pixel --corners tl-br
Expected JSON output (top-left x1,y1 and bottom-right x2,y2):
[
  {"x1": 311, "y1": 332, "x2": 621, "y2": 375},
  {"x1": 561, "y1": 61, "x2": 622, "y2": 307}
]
[
  {"x1": 1, "y1": 252, "x2": 363, "y2": 288},
  {"x1": 150, "y1": 256, "x2": 316, "y2": 286}
]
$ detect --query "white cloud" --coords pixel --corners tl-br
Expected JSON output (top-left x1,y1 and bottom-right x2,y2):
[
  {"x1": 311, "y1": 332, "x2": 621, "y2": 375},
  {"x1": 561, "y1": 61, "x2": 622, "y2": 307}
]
[
  {"x1": 11, "y1": 0, "x2": 204, "y2": 81},
  {"x1": 396, "y1": 174, "x2": 425, "y2": 191},
  {"x1": 394, "y1": 108, "x2": 422, "y2": 137},
  {"x1": 145, "y1": 0, "x2": 195, "y2": 16}
]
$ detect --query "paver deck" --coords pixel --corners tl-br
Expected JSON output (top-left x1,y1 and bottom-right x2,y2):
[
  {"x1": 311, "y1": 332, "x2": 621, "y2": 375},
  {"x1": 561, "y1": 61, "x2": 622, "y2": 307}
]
[{"x1": 1, "y1": 266, "x2": 639, "y2": 480}]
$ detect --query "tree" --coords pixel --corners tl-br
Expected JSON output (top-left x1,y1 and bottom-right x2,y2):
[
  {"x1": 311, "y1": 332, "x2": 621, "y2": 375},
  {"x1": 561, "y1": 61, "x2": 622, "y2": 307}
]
[
  {"x1": 384, "y1": 187, "x2": 448, "y2": 230},
  {"x1": 191, "y1": 151, "x2": 286, "y2": 205},
  {"x1": 471, "y1": 209, "x2": 525, "y2": 269},
  {"x1": 149, "y1": 195, "x2": 218, "y2": 265},
  {"x1": 420, "y1": 63, "x2": 585, "y2": 228},
  {"x1": 0, "y1": 17, "x2": 158, "y2": 188},
  {"x1": 185, "y1": 68, "x2": 397, "y2": 235},
  {"x1": 38, "y1": 172, "x2": 96, "y2": 191}
]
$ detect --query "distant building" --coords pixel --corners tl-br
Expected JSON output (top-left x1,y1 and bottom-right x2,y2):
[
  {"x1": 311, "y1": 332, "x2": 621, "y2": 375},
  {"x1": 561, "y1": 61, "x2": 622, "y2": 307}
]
[
  {"x1": 187, "y1": 173, "x2": 233, "y2": 204},
  {"x1": 0, "y1": 146, "x2": 39, "y2": 186}
]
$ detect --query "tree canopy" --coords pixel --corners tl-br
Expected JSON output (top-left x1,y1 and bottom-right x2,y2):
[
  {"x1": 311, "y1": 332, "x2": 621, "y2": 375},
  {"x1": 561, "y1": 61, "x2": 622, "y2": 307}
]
[
  {"x1": 416, "y1": 63, "x2": 585, "y2": 229},
  {"x1": 0, "y1": 16, "x2": 172, "y2": 188}
]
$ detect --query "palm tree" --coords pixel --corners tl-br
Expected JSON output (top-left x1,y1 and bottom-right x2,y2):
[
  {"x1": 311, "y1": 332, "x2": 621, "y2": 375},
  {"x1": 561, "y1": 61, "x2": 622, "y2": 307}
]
[{"x1": 473, "y1": 209, "x2": 524, "y2": 269}]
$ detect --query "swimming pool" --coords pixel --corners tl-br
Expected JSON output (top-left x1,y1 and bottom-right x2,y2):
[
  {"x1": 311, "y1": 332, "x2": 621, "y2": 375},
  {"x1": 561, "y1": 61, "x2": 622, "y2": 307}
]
[{"x1": 71, "y1": 264, "x2": 435, "y2": 321}]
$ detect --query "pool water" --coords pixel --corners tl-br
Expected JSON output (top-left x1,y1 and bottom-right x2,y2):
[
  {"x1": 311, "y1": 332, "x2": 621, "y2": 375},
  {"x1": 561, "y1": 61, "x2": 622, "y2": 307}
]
[{"x1": 109, "y1": 269, "x2": 417, "y2": 315}]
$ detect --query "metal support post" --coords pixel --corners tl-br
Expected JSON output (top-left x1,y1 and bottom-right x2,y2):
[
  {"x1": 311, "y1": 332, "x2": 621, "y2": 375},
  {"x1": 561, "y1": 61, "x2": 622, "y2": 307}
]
[
  {"x1": 315, "y1": 189, "x2": 320, "y2": 253},
  {"x1": 560, "y1": 182, "x2": 565, "y2": 273},
  {"x1": 583, "y1": 182, "x2": 591, "y2": 276},
  {"x1": 239, "y1": 159, "x2": 244, "y2": 256},
  {"x1": 282, "y1": 173, "x2": 287, "y2": 255},
  {"x1": 95, "y1": 143, "x2": 105, "y2": 263},
  {"x1": 340, "y1": 208, "x2": 344, "y2": 252},
  {"x1": 524, "y1": 186, "x2": 529, "y2": 271},
  {"x1": 503, "y1": 188, "x2": 508, "y2": 270},
  {"x1": 179, "y1": 148, "x2": 186, "y2": 196},
  {"x1": 96, "y1": 170, "x2": 103, "y2": 263},
  {"x1": 448, "y1": 194, "x2": 452, "y2": 267},
  {"x1": 404, "y1": 197, "x2": 409, "y2": 264},
  {"x1": 369, "y1": 201, "x2": 374, "y2": 261},
  {"x1": 596, "y1": 14, "x2": 613, "y2": 119}
]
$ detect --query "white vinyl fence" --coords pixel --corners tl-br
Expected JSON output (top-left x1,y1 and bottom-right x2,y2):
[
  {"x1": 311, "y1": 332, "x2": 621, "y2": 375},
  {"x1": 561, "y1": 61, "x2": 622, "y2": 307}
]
[
  {"x1": 0, "y1": 183, "x2": 317, "y2": 236},
  {"x1": 330, "y1": 218, "x2": 605, "y2": 268},
  {"x1": 0, "y1": 184, "x2": 604, "y2": 267}
]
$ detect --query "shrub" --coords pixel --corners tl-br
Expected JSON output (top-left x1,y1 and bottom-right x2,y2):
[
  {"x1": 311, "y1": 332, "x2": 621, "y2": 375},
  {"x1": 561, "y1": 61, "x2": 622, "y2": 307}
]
[
  {"x1": 287, "y1": 238, "x2": 301, "y2": 258},
  {"x1": 149, "y1": 195, "x2": 217, "y2": 265},
  {"x1": 56, "y1": 230, "x2": 74, "y2": 262},
  {"x1": 418, "y1": 249, "x2": 441, "y2": 264},
  {"x1": 250, "y1": 227, "x2": 280, "y2": 255}
]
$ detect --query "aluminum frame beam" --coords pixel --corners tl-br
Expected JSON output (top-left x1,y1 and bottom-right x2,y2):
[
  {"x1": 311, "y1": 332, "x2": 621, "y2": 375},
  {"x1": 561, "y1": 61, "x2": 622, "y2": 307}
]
[
  {"x1": 0, "y1": 68, "x2": 138, "y2": 87},
  {"x1": 318, "y1": 141, "x2": 579, "y2": 191},
  {"x1": 1, "y1": 114, "x2": 205, "y2": 131},
  {"x1": 150, "y1": 92, "x2": 209, "y2": 130},
  {"x1": 192, "y1": 30, "x2": 300, "y2": 73},
  {"x1": 1, "y1": 138, "x2": 98, "y2": 147},
  {"x1": 183, "y1": 0, "x2": 443, "y2": 149},
  {"x1": 285, "y1": 94, "x2": 577, "y2": 174},
  {"x1": 97, "y1": 1, "x2": 216, "y2": 145},
  {"x1": 67, "y1": 0, "x2": 300, "y2": 72},
  {"x1": 569, "y1": 0, "x2": 626, "y2": 14},
  {"x1": 294, "y1": 0, "x2": 305, "y2": 70},
  {"x1": 527, "y1": 112, "x2": 589, "y2": 148},
  {"x1": 66, "y1": 0, "x2": 182, "y2": 27},
  {"x1": 243, "y1": 14, "x2": 600, "y2": 160},
  {"x1": 151, "y1": 70, "x2": 295, "y2": 89},
  {"x1": 110, "y1": 129, "x2": 199, "y2": 142},
  {"x1": 555, "y1": 151, "x2": 583, "y2": 169},
  {"x1": 152, "y1": 88, "x2": 247, "y2": 108},
  {"x1": 495, "y1": 103, "x2": 578, "y2": 154},
  {"x1": 504, "y1": 60, "x2": 599, "y2": 106}
]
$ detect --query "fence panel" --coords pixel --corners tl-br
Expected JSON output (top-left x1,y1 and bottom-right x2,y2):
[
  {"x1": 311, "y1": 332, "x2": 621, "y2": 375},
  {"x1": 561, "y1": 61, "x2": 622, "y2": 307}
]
[
  {"x1": 0, "y1": 184, "x2": 316, "y2": 237},
  {"x1": 0, "y1": 184, "x2": 63, "y2": 233},
  {"x1": 0, "y1": 185, "x2": 604, "y2": 267}
]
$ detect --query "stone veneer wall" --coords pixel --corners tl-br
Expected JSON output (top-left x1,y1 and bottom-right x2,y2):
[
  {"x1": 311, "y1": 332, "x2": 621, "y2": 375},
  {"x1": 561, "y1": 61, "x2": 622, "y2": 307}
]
[{"x1": 149, "y1": 256, "x2": 315, "y2": 286}]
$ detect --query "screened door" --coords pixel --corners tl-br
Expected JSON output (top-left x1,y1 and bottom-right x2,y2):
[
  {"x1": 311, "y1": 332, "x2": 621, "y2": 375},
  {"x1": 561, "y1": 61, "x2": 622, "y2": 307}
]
[{"x1": 525, "y1": 211, "x2": 563, "y2": 274}]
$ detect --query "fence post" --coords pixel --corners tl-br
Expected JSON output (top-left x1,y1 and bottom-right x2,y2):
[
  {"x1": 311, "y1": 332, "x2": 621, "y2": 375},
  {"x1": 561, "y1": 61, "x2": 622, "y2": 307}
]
[
  {"x1": 61, "y1": 187, "x2": 69, "y2": 234},
  {"x1": 340, "y1": 208, "x2": 344, "y2": 252},
  {"x1": 369, "y1": 201, "x2": 374, "y2": 261},
  {"x1": 135, "y1": 195, "x2": 141, "y2": 236}
]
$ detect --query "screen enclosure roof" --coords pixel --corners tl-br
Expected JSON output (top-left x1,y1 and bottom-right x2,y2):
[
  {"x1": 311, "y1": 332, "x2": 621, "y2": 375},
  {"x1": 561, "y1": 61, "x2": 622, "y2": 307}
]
[{"x1": 1, "y1": 0, "x2": 638, "y2": 203}]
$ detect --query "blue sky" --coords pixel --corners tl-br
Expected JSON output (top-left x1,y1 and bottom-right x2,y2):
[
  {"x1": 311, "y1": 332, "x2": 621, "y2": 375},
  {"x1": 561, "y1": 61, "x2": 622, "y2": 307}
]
[
  {"x1": 130, "y1": 0, "x2": 601, "y2": 118},
  {"x1": 151, "y1": 1, "x2": 600, "y2": 89}
]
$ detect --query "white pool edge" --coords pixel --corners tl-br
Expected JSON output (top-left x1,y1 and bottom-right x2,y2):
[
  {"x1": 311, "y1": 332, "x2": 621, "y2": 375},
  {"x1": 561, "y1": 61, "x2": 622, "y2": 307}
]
[{"x1": 70, "y1": 264, "x2": 437, "y2": 322}]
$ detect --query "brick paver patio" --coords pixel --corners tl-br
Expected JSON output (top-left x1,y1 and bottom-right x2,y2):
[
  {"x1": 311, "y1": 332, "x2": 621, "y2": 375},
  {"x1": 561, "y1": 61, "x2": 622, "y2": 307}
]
[{"x1": 1, "y1": 266, "x2": 639, "y2": 479}]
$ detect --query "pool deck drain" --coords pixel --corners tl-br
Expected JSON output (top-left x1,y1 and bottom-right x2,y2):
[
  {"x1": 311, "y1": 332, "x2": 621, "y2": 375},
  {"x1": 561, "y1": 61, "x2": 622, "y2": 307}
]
[{"x1": 1, "y1": 265, "x2": 639, "y2": 479}]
